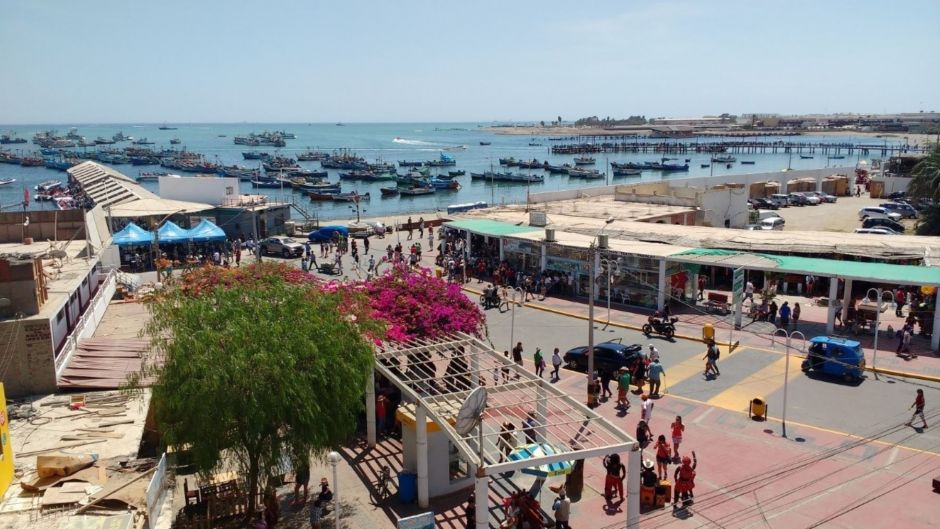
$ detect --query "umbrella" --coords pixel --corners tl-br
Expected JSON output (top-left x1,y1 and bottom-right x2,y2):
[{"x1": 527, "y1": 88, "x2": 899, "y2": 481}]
[{"x1": 507, "y1": 443, "x2": 573, "y2": 478}]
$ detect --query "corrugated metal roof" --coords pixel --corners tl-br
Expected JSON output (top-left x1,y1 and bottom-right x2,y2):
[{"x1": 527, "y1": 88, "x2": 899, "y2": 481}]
[{"x1": 68, "y1": 161, "x2": 157, "y2": 208}]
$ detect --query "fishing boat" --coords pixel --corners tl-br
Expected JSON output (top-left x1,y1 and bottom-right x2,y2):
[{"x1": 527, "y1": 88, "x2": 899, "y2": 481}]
[
  {"x1": 567, "y1": 168, "x2": 604, "y2": 179},
  {"x1": 448, "y1": 170, "x2": 466, "y2": 177},
  {"x1": 470, "y1": 171, "x2": 543, "y2": 183},
  {"x1": 308, "y1": 189, "x2": 341, "y2": 201},
  {"x1": 380, "y1": 187, "x2": 399, "y2": 197},
  {"x1": 242, "y1": 151, "x2": 271, "y2": 160},
  {"x1": 331, "y1": 192, "x2": 370, "y2": 202},
  {"x1": 35, "y1": 180, "x2": 63, "y2": 192},
  {"x1": 250, "y1": 178, "x2": 283, "y2": 189},
  {"x1": 711, "y1": 154, "x2": 736, "y2": 163},
  {"x1": 399, "y1": 186, "x2": 435, "y2": 196},
  {"x1": 544, "y1": 163, "x2": 569, "y2": 174},
  {"x1": 112, "y1": 132, "x2": 129, "y2": 142},
  {"x1": 137, "y1": 172, "x2": 169, "y2": 182},
  {"x1": 297, "y1": 150, "x2": 329, "y2": 161},
  {"x1": 426, "y1": 153, "x2": 456, "y2": 167},
  {"x1": 43, "y1": 158, "x2": 75, "y2": 171},
  {"x1": 398, "y1": 160, "x2": 423, "y2": 167},
  {"x1": 574, "y1": 156, "x2": 596, "y2": 165},
  {"x1": 94, "y1": 136, "x2": 115, "y2": 145},
  {"x1": 219, "y1": 165, "x2": 262, "y2": 180},
  {"x1": 479, "y1": 141, "x2": 492, "y2": 146},
  {"x1": 499, "y1": 157, "x2": 518, "y2": 166},
  {"x1": 0, "y1": 134, "x2": 26, "y2": 144},
  {"x1": 800, "y1": 155, "x2": 814, "y2": 159},
  {"x1": 170, "y1": 137, "x2": 181, "y2": 145},
  {"x1": 528, "y1": 142, "x2": 542, "y2": 146},
  {"x1": 443, "y1": 145, "x2": 467, "y2": 151},
  {"x1": 339, "y1": 170, "x2": 374, "y2": 180},
  {"x1": 517, "y1": 159, "x2": 543, "y2": 169},
  {"x1": 430, "y1": 178, "x2": 460, "y2": 190},
  {"x1": 829, "y1": 155, "x2": 846, "y2": 159},
  {"x1": 741, "y1": 160, "x2": 755, "y2": 165},
  {"x1": 158, "y1": 125, "x2": 177, "y2": 130},
  {"x1": 19, "y1": 156, "x2": 44, "y2": 167},
  {"x1": 132, "y1": 137, "x2": 154, "y2": 145},
  {"x1": 0, "y1": 178, "x2": 15, "y2": 185},
  {"x1": 700, "y1": 164, "x2": 710, "y2": 168},
  {"x1": 649, "y1": 162, "x2": 689, "y2": 172},
  {"x1": 612, "y1": 167, "x2": 641, "y2": 177}
]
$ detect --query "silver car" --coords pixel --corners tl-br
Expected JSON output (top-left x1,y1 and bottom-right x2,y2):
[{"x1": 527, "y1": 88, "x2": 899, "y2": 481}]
[{"x1": 261, "y1": 236, "x2": 304, "y2": 257}]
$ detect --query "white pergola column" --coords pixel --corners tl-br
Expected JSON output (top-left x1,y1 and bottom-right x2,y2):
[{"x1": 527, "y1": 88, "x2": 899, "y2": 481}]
[
  {"x1": 657, "y1": 259, "x2": 667, "y2": 311},
  {"x1": 932, "y1": 294, "x2": 940, "y2": 351},
  {"x1": 593, "y1": 251, "x2": 601, "y2": 299},
  {"x1": 690, "y1": 272, "x2": 699, "y2": 304},
  {"x1": 470, "y1": 350, "x2": 480, "y2": 389},
  {"x1": 474, "y1": 468, "x2": 488, "y2": 529},
  {"x1": 842, "y1": 278, "x2": 853, "y2": 323},
  {"x1": 626, "y1": 449, "x2": 640, "y2": 529},
  {"x1": 366, "y1": 370, "x2": 376, "y2": 448},
  {"x1": 465, "y1": 230, "x2": 472, "y2": 255},
  {"x1": 499, "y1": 238, "x2": 504, "y2": 261},
  {"x1": 540, "y1": 242, "x2": 547, "y2": 271},
  {"x1": 826, "y1": 278, "x2": 839, "y2": 335},
  {"x1": 416, "y1": 405, "x2": 429, "y2": 508}
]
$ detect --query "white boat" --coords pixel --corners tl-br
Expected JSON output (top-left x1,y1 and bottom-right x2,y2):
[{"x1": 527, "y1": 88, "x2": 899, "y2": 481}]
[{"x1": 0, "y1": 178, "x2": 15, "y2": 185}]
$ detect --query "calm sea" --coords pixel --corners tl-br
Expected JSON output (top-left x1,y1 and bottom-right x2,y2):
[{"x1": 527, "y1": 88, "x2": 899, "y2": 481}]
[{"x1": 0, "y1": 123, "x2": 898, "y2": 222}]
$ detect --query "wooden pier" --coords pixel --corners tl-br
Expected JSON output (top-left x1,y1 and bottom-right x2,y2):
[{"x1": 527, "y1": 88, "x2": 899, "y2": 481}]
[{"x1": 550, "y1": 139, "x2": 926, "y2": 157}]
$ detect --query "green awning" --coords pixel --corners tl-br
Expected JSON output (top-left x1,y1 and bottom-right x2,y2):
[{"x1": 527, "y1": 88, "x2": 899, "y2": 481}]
[
  {"x1": 672, "y1": 248, "x2": 940, "y2": 287},
  {"x1": 444, "y1": 219, "x2": 542, "y2": 238}
]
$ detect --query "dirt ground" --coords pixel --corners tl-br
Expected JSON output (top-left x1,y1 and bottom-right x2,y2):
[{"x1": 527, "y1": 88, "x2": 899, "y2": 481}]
[{"x1": 770, "y1": 195, "x2": 916, "y2": 233}]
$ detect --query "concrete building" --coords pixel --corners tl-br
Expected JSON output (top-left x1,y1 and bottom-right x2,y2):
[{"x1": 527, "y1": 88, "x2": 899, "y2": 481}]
[{"x1": 0, "y1": 209, "x2": 114, "y2": 397}]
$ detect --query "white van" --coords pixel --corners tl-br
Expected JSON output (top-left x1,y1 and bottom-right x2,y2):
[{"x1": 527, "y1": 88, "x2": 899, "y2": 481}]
[
  {"x1": 760, "y1": 217, "x2": 785, "y2": 230},
  {"x1": 858, "y1": 207, "x2": 902, "y2": 221},
  {"x1": 757, "y1": 210, "x2": 782, "y2": 221}
]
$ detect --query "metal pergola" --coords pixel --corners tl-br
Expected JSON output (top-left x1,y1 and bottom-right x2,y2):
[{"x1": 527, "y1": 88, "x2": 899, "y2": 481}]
[{"x1": 370, "y1": 333, "x2": 640, "y2": 528}]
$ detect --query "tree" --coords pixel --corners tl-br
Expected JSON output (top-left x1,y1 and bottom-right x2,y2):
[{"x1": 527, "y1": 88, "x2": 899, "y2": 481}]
[
  {"x1": 558, "y1": 115, "x2": 563, "y2": 125},
  {"x1": 138, "y1": 264, "x2": 381, "y2": 526},
  {"x1": 907, "y1": 144, "x2": 940, "y2": 235}
]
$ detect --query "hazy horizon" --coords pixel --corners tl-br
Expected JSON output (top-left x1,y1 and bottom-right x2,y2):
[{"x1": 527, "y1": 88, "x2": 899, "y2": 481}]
[{"x1": 2, "y1": 0, "x2": 938, "y2": 124}]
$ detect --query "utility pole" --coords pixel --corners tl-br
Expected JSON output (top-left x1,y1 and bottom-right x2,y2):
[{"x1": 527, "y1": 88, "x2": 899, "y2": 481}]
[{"x1": 252, "y1": 206, "x2": 262, "y2": 262}]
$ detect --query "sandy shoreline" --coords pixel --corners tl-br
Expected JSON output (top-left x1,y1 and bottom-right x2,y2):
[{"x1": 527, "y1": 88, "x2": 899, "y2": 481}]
[{"x1": 483, "y1": 125, "x2": 937, "y2": 147}]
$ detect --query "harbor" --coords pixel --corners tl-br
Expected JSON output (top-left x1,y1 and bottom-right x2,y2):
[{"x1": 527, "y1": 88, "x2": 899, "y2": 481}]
[{"x1": 0, "y1": 123, "x2": 909, "y2": 221}]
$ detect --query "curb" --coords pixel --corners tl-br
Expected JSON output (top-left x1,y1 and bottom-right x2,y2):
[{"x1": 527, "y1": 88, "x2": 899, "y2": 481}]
[{"x1": 464, "y1": 285, "x2": 940, "y2": 384}]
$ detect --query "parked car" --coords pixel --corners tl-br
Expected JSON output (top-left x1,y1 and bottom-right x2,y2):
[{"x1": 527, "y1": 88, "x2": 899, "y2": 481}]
[
  {"x1": 862, "y1": 217, "x2": 905, "y2": 233},
  {"x1": 887, "y1": 191, "x2": 907, "y2": 200},
  {"x1": 760, "y1": 217, "x2": 786, "y2": 230},
  {"x1": 789, "y1": 192, "x2": 820, "y2": 206},
  {"x1": 562, "y1": 339, "x2": 643, "y2": 373},
  {"x1": 801, "y1": 336, "x2": 865, "y2": 383},
  {"x1": 806, "y1": 191, "x2": 837, "y2": 203},
  {"x1": 858, "y1": 207, "x2": 902, "y2": 221},
  {"x1": 853, "y1": 228, "x2": 898, "y2": 235},
  {"x1": 753, "y1": 197, "x2": 779, "y2": 210},
  {"x1": 880, "y1": 202, "x2": 918, "y2": 219},
  {"x1": 756, "y1": 210, "x2": 782, "y2": 221},
  {"x1": 260, "y1": 236, "x2": 304, "y2": 257},
  {"x1": 769, "y1": 193, "x2": 791, "y2": 207},
  {"x1": 307, "y1": 225, "x2": 349, "y2": 242}
]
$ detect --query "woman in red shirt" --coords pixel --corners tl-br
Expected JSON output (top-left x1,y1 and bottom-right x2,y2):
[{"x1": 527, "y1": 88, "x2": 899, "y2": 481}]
[
  {"x1": 653, "y1": 434, "x2": 671, "y2": 481},
  {"x1": 671, "y1": 416, "x2": 685, "y2": 460}
]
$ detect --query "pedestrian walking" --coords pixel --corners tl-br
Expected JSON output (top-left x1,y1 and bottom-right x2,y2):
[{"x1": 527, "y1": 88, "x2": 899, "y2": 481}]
[
  {"x1": 534, "y1": 348, "x2": 545, "y2": 378},
  {"x1": 600, "y1": 369, "x2": 613, "y2": 399},
  {"x1": 778, "y1": 301, "x2": 791, "y2": 329},
  {"x1": 502, "y1": 350, "x2": 511, "y2": 383},
  {"x1": 895, "y1": 287, "x2": 905, "y2": 317},
  {"x1": 654, "y1": 434, "x2": 671, "y2": 480},
  {"x1": 768, "y1": 300, "x2": 778, "y2": 325},
  {"x1": 792, "y1": 302, "x2": 801, "y2": 330},
  {"x1": 648, "y1": 358, "x2": 665, "y2": 397},
  {"x1": 833, "y1": 298, "x2": 844, "y2": 327},
  {"x1": 636, "y1": 420, "x2": 652, "y2": 454},
  {"x1": 512, "y1": 342, "x2": 524, "y2": 370},
  {"x1": 617, "y1": 367, "x2": 632, "y2": 410},
  {"x1": 744, "y1": 280, "x2": 754, "y2": 302},
  {"x1": 406, "y1": 216, "x2": 413, "y2": 240},
  {"x1": 551, "y1": 348, "x2": 562, "y2": 381},
  {"x1": 418, "y1": 216, "x2": 425, "y2": 239},
  {"x1": 603, "y1": 453, "x2": 626, "y2": 501},
  {"x1": 703, "y1": 341, "x2": 720, "y2": 378},
  {"x1": 300, "y1": 255, "x2": 308, "y2": 272},
  {"x1": 671, "y1": 416, "x2": 685, "y2": 459},
  {"x1": 907, "y1": 389, "x2": 928, "y2": 428},
  {"x1": 673, "y1": 452, "x2": 698, "y2": 509},
  {"x1": 697, "y1": 275, "x2": 705, "y2": 301},
  {"x1": 363, "y1": 236, "x2": 370, "y2": 254},
  {"x1": 551, "y1": 488, "x2": 570, "y2": 529},
  {"x1": 498, "y1": 422, "x2": 516, "y2": 462},
  {"x1": 641, "y1": 394, "x2": 654, "y2": 423},
  {"x1": 523, "y1": 411, "x2": 538, "y2": 444}
]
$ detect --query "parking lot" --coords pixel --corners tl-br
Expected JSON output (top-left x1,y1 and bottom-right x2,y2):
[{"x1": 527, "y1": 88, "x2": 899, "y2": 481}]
[{"x1": 768, "y1": 195, "x2": 916, "y2": 233}]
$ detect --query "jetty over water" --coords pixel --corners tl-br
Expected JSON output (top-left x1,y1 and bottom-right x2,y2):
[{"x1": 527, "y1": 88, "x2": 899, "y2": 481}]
[{"x1": 550, "y1": 140, "x2": 928, "y2": 156}]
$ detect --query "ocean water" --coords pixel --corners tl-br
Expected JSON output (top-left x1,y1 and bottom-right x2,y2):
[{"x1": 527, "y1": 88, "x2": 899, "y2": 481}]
[{"x1": 0, "y1": 123, "x2": 899, "y2": 222}]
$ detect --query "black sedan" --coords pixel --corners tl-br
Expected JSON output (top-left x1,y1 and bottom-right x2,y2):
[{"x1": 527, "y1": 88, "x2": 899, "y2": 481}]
[
  {"x1": 753, "y1": 198, "x2": 779, "y2": 210},
  {"x1": 563, "y1": 339, "x2": 644, "y2": 374}
]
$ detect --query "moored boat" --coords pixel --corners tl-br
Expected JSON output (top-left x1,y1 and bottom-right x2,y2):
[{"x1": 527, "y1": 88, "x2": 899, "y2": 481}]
[
  {"x1": 574, "y1": 156, "x2": 596, "y2": 165},
  {"x1": 331, "y1": 192, "x2": 370, "y2": 202},
  {"x1": 399, "y1": 186, "x2": 435, "y2": 196},
  {"x1": 711, "y1": 154, "x2": 736, "y2": 163},
  {"x1": 380, "y1": 187, "x2": 399, "y2": 196},
  {"x1": 0, "y1": 178, "x2": 15, "y2": 185}
]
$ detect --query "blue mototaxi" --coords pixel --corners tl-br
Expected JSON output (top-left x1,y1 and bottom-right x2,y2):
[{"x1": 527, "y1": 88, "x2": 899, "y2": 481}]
[{"x1": 801, "y1": 336, "x2": 866, "y2": 382}]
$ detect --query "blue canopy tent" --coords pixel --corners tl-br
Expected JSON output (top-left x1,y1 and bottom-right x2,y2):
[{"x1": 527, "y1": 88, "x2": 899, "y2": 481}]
[
  {"x1": 112, "y1": 222, "x2": 154, "y2": 247},
  {"x1": 187, "y1": 219, "x2": 227, "y2": 242},
  {"x1": 156, "y1": 221, "x2": 191, "y2": 244}
]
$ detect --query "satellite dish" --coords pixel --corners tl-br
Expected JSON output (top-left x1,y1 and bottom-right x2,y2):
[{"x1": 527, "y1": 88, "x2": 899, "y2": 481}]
[{"x1": 455, "y1": 386, "x2": 488, "y2": 435}]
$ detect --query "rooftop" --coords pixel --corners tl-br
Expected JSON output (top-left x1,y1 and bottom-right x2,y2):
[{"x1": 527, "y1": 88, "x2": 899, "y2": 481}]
[
  {"x1": 68, "y1": 161, "x2": 157, "y2": 208},
  {"x1": 0, "y1": 240, "x2": 97, "y2": 322}
]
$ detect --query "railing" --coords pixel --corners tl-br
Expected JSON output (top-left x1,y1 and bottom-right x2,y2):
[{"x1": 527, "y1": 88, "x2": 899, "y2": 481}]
[
  {"x1": 55, "y1": 269, "x2": 117, "y2": 376},
  {"x1": 146, "y1": 453, "x2": 168, "y2": 529}
]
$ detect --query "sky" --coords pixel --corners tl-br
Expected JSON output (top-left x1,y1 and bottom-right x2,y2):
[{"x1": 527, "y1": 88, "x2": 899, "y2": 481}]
[{"x1": 1, "y1": 0, "x2": 938, "y2": 124}]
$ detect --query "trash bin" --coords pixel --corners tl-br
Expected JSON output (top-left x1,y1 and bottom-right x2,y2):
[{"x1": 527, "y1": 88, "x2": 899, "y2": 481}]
[
  {"x1": 397, "y1": 471, "x2": 417, "y2": 503},
  {"x1": 435, "y1": 268, "x2": 443, "y2": 279},
  {"x1": 749, "y1": 397, "x2": 767, "y2": 421},
  {"x1": 702, "y1": 323, "x2": 715, "y2": 343}
]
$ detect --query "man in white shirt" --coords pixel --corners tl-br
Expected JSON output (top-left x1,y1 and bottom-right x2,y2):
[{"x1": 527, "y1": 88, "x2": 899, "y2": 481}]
[{"x1": 744, "y1": 281, "x2": 754, "y2": 302}]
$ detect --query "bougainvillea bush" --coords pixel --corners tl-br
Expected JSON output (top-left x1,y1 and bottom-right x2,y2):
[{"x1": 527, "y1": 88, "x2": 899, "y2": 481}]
[{"x1": 170, "y1": 262, "x2": 484, "y2": 343}]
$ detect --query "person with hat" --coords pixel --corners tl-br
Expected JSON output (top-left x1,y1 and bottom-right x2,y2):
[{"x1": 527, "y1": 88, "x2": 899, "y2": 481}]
[
  {"x1": 647, "y1": 344, "x2": 660, "y2": 363},
  {"x1": 673, "y1": 451, "x2": 698, "y2": 509},
  {"x1": 640, "y1": 458, "x2": 658, "y2": 488},
  {"x1": 317, "y1": 478, "x2": 333, "y2": 504},
  {"x1": 616, "y1": 367, "x2": 632, "y2": 411}
]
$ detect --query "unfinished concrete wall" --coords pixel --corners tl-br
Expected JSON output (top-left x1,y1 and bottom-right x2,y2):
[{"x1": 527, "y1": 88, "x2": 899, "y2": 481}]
[
  {"x1": 0, "y1": 257, "x2": 45, "y2": 318},
  {"x1": 0, "y1": 319, "x2": 58, "y2": 398},
  {"x1": 0, "y1": 210, "x2": 87, "y2": 244}
]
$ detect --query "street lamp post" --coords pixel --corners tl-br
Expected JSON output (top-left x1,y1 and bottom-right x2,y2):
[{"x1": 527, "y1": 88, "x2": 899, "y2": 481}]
[
  {"x1": 600, "y1": 256, "x2": 622, "y2": 330},
  {"x1": 866, "y1": 287, "x2": 894, "y2": 379},
  {"x1": 587, "y1": 218, "x2": 615, "y2": 407},
  {"x1": 508, "y1": 287, "x2": 522, "y2": 354},
  {"x1": 772, "y1": 329, "x2": 805, "y2": 438},
  {"x1": 327, "y1": 451, "x2": 342, "y2": 529}
]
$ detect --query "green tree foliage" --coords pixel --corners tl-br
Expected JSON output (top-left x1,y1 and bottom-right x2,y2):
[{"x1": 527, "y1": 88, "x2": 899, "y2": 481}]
[
  {"x1": 574, "y1": 115, "x2": 647, "y2": 127},
  {"x1": 139, "y1": 268, "x2": 381, "y2": 524},
  {"x1": 907, "y1": 144, "x2": 940, "y2": 235}
]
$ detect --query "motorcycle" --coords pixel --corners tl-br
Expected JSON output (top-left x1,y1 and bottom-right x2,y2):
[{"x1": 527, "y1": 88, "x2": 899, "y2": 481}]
[{"x1": 642, "y1": 317, "x2": 678, "y2": 339}]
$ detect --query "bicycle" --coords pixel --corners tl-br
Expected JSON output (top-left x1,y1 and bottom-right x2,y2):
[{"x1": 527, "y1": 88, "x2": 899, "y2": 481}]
[{"x1": 375, "y1": 465, "x2": 391, "y2": 502}]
